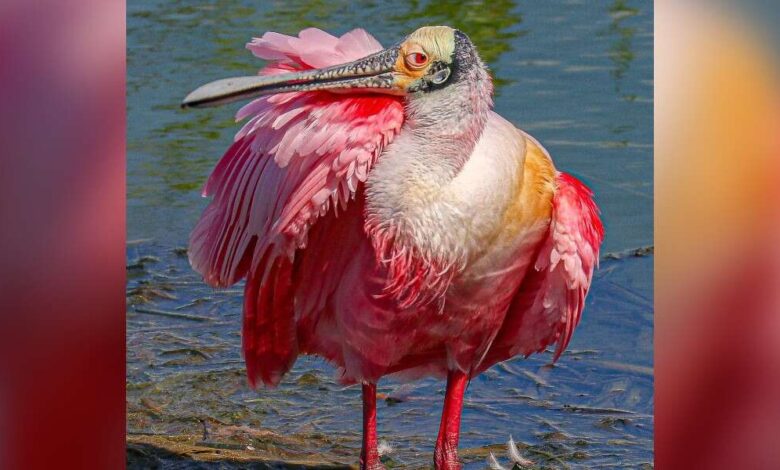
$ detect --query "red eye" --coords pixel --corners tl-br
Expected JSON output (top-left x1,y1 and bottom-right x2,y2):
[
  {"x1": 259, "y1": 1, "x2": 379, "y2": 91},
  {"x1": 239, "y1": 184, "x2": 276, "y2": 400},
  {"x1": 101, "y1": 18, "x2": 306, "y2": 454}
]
[{"x1": 405, "y1": 52, "x2": 429, "y2": 69}]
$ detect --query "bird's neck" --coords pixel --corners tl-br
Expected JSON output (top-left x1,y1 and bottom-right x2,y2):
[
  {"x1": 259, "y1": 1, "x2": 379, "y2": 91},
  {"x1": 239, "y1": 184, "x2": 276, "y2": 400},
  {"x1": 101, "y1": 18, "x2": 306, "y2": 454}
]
[
  {"x1": 401, "y1": 71, "x2": 493, "y2": 178},
  {"x1": 366, "y1": 67, "x2": 493, "y2": 206},
  {"x1": 363, "y1": 71, "x2": 494, "y2": 309}
]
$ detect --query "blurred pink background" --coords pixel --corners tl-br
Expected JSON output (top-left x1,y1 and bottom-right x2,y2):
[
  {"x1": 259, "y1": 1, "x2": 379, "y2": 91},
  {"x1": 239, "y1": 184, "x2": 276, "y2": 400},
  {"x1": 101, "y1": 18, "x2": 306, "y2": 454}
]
[
  {"x1": 656, "y1": 1, "x2": 780, "y2": 468},
  {"x1": 0, "y1": 0, "x2": 125, "y2": 468}
]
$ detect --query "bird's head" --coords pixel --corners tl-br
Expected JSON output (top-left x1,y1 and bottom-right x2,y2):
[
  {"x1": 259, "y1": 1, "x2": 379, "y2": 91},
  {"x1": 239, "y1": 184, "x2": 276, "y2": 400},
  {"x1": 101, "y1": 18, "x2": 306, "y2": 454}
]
[
  {"x1": 182, "y1": 26, "x2": 490, "y2": 108},
  {"x1": 387, "y1": 25, "x2": 484, "y2": 94}
]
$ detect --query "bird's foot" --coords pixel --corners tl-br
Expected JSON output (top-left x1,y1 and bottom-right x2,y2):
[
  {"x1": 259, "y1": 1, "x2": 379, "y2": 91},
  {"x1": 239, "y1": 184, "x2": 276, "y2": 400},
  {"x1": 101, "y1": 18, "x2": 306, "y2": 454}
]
[
  {"x1": 434, "y1": 444, "x2": 462, "y2": 470},
  {"x1": 360, "y1": 441, "x2": 392, "y2": 470},
  {"x1": 487, "y1": 436, "x2": 533, "y2": 469},
  {"x1": 360, "y1": 461, "x2": 386, "y2": 470}
]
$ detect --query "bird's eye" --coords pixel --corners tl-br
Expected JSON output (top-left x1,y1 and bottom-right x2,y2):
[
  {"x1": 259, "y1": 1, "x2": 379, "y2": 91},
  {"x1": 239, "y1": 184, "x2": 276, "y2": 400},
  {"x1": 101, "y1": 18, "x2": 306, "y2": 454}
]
[{"x1": 405, "y1": 52, "x2": 429, "y2": 69}]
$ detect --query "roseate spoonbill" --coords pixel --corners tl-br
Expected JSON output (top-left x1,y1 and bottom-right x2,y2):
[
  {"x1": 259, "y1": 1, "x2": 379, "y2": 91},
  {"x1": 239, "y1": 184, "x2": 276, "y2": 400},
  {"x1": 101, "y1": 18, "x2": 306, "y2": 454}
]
[{"x1": 182, "y1": 26, "x2": 603, "y2": 469}]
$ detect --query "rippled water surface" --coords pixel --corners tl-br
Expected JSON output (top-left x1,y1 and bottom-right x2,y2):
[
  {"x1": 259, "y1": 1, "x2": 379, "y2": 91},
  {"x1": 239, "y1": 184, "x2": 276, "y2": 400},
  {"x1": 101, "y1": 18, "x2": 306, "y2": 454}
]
[{"x1": 128, "y1": 1, "x2": 653, "y2": 468}]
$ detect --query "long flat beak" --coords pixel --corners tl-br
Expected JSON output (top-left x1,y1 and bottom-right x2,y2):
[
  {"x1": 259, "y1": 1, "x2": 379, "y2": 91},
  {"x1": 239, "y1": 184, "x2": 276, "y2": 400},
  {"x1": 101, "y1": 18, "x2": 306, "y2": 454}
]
[{"x1": 182, "y1": 47, "x2": 400, "y2": 108}]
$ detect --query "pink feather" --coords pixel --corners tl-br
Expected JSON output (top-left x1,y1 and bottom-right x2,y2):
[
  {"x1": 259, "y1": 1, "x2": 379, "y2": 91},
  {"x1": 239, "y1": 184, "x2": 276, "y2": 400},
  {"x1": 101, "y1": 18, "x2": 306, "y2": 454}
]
[
  {"x1": 189, "y1": 28, "x2": 403, "y2": 289},
  {"x1": 480, "y1": 172, "x2": 604, "y2": 370},
  {"x1": 188, "y1": 29, "x2": 403, "y2": 387}
]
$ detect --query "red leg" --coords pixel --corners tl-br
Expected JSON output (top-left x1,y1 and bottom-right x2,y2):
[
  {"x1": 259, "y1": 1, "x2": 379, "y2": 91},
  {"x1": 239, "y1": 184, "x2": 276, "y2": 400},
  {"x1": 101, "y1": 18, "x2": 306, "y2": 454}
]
[
  {"x1": 360, "y1": 382, "x2": 385, "y2": 470},
  {"x1": 434, "y1": 370, "x2": 468, "y2": 470}
]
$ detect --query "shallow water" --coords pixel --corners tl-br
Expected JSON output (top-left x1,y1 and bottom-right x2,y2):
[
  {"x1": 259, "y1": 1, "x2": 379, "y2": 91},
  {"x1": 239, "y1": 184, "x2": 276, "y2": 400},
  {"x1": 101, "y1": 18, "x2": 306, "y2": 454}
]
[{"x1": 128, "y1": 1, "x2": 653, "y2": 468}]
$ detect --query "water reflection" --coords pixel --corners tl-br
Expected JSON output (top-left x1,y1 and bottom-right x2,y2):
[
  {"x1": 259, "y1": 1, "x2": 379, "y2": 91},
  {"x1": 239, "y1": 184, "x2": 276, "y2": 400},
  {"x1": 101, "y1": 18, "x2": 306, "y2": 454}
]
[
  {"x1": 260, "y1": 0, "x2": 353, "y2": 32},
  {"x1": 605, "y1": 0, "x2": 639, "y2": 92}
]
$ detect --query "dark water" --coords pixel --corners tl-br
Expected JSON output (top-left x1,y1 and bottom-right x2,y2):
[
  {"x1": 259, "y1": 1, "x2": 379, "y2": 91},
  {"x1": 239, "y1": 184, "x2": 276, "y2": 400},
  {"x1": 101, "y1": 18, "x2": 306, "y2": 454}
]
[{"x1": 127, "y1": 1, "x2": 653, "y2": 468}]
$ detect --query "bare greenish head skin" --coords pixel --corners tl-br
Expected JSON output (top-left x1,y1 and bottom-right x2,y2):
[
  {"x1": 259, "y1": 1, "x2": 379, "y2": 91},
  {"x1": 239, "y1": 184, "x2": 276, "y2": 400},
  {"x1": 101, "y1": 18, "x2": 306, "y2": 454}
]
[{"x1": 405, "y1": 26, "x2": 457, "y2": 64}]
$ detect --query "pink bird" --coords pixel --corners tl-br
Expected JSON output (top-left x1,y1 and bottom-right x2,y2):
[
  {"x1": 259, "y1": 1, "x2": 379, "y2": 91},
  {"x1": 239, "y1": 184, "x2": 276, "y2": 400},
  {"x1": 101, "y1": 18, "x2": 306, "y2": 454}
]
[{"x1": 182, "y1": 26, "x2": 603, "y2": 469}]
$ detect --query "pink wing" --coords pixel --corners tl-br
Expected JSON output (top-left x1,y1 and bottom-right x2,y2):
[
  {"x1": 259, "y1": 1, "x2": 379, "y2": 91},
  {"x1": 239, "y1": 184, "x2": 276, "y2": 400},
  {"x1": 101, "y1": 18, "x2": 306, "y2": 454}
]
[
  {"x1": 187, "y1": 29, "x2": 404, "y2": 386},
  {"x1": 189, "y1": 28, "x2": 403, "y2": 287},
  {"x1": 482, "y1": 172, "x2": 604, "y2": 369}
]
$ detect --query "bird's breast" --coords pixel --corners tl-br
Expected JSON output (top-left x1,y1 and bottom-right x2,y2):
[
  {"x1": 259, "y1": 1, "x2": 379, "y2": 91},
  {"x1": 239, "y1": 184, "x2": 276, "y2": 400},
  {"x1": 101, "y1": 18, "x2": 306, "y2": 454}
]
[
  {"x1": 452, "y1": 128, "x2": 557, "y2": 307},
  {"x1": 366, "y1": 112, "x2": 556, "y2": 282}
]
